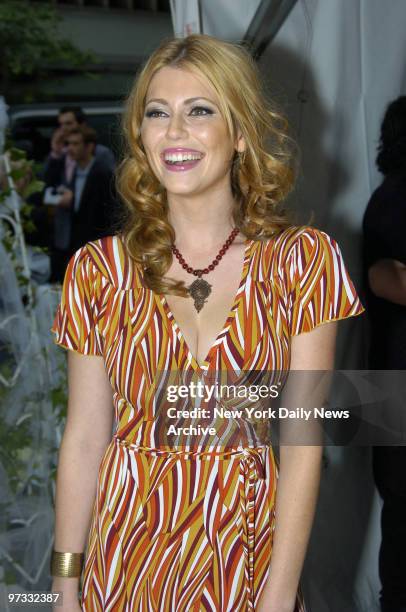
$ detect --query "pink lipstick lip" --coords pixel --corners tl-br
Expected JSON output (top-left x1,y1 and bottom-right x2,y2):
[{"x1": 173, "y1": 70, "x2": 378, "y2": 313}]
[
  {"x1": 163, "y1": 159, "x2": 202, "y2": 172},
  {"x1": 161, "y1": 148, "x2": 205, "y2": 159},
  {"x1": 160, "y1": 148, "x2": 205, "y2": 172}
]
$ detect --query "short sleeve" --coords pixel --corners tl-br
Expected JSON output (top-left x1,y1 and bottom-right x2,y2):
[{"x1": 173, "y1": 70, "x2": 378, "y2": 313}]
[
  {"x1": 287, "y1": 227, "x2": 365, "y2": 336},
  {"x1": 50, "y1": 246, "x2": 103, "y2": 355}
]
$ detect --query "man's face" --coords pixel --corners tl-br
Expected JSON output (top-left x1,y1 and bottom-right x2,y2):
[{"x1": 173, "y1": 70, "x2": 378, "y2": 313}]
[
  {"x1": 58, "y1": 112, "x2": 79, "y2": 137},
  {"x1": 67, "y1": 134, "x2": 87, "y2": 162}
]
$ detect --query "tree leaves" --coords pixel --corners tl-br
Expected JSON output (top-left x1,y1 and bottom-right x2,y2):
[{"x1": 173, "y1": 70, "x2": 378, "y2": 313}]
[{"x1": 0, "y1": 1, "x2": 95, "y2": 87}]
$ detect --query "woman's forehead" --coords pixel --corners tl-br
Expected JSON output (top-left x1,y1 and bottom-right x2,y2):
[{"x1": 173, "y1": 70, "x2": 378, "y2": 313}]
[{"x1": 146, "y1": 66, "x2": 220, "y2": 104}]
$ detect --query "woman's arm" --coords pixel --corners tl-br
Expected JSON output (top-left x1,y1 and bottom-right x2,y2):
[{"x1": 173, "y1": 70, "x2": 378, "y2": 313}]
[
  {"x1": 257, "y1": 321, "x2": 338, "y2": 612},
  {"x1": 368, "y1": 258, "x2": 406, "y2": 306},
  {"x1": 51, "y1": 351, "x2": 114, "y2": 608}
]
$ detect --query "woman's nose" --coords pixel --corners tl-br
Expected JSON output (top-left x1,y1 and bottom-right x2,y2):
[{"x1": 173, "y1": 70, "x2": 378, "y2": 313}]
[{"x1": 166, "y1": 113, "x2": 188, "y2": 138}]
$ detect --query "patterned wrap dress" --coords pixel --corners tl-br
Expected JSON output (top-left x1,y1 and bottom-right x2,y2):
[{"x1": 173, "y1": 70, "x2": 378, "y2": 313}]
[{"x1": 51, "y1": 226, "x2": 365, "y2": 611}]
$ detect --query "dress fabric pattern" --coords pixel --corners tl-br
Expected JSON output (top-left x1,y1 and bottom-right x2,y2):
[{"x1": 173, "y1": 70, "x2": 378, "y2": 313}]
[{"x1": 51, "y1": 226, "x2": 364, "y2": 612}]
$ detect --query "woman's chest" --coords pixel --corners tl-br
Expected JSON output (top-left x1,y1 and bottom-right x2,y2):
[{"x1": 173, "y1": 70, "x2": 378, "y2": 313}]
[{"x1": 97, "y1": 278, "x2": 292, "y2": 393}]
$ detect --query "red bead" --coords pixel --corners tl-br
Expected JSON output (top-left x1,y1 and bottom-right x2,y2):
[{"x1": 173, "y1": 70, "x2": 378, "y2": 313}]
[{"x1": 170, "y1": 227, "x2": 240, "y2": 277}]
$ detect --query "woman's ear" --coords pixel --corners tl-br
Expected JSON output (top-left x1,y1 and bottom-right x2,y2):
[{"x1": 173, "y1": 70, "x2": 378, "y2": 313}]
[{"x1": 235, "y1": 130, "x2": 246, "y2": 154}]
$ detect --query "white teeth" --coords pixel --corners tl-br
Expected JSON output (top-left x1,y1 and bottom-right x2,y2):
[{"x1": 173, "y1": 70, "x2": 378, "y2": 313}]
[{"x1": 164, "y1": 152, "x2": 203, "y2": 162}]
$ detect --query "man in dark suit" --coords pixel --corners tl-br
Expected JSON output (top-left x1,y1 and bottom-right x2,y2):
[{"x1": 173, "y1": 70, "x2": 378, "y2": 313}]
[{"x1": 50, "y1": 125, "x2": 117, "y2": 282}]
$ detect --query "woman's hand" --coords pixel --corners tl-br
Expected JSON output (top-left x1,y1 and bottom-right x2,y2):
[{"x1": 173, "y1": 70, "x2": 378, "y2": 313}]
[{"x1": 51, "y1": 577, "x2": 81, "y2": 611}]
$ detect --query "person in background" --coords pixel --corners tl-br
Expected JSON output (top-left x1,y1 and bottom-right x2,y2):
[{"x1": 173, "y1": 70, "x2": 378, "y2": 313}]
[
  {"x1": 362, "y1": 95, "x2": 406, "y2": 612},
  {"x1": 44, "y1": 106, "x2": 115, "y2": 187},
  {"x1": 50, "y1": 125, "x2": 117, "y2": 282}
]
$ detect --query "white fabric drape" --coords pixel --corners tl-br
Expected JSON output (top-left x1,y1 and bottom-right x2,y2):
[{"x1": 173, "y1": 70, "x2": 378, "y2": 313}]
[
  {"x1": 169, "y1": 0, "x2": 202, "y2": 38},
  {"x1": 169, "y1": 0, "x2": 262, "y2": 41}
]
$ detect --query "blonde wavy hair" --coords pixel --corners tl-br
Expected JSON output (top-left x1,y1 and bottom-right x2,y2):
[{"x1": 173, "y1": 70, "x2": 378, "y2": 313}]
[{"x1": 117, "y1": 33, "x2": 297, "y2": 297}]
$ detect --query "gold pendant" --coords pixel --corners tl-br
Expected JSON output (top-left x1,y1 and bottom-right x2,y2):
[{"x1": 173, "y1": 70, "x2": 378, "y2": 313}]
[{"x1": 188, "y1": 278, "x2": 212, "y2": 312}]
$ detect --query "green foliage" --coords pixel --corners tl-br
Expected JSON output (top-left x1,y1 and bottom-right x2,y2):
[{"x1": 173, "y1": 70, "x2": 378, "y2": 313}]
[
  {"x1": 51, "y1": 385, "x2": 68, "y2": 421},
  {"x1": 6, "y1": 147, "x2": 26, "y2": 161},
  {"x1": 1, "y1": 146, "x2": 44, "y2": 230},
  {"x1": 0, "y1": 405, "x2": 32, "y2": 494},
  {"x1": 0, "y1": 0, "x2": 95, "y2": 87},
  {"x1": 3, "y1": 568, "x2": 17, "y2": 585}
]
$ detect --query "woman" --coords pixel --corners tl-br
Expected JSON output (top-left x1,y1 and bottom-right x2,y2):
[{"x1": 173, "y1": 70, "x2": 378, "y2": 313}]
[{"x1": 50, "y1": 34, "x2": 364, "y2": 611}]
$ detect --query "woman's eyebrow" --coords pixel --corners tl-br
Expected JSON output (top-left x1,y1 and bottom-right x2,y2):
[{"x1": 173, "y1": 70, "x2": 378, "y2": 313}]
[{"x1": 145, "y1": 96, "x2": 216, "y2": 106}]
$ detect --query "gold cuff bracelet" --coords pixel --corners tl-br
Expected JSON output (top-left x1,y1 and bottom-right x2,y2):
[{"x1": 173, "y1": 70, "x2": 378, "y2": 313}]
[{"x1": 50, "y1": 550, "x2": 84, "y2": 577}]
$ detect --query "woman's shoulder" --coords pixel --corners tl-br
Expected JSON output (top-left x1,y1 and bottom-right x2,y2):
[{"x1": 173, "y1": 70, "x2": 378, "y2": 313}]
[
  {"x1": 258, "y1": 225, "x2": 335, "y2": 265},
  {"x1": 249, "y1": 225, "x2": 344, "y2": 287},
  {"x1": 79, "y1": 233, "x2": 144, "y2": 290}
]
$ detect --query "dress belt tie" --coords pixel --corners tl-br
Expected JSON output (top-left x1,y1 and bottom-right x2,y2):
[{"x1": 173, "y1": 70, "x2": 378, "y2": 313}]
[{"x1": 112, "y1": 435, "x2": 267, "y2": 611}]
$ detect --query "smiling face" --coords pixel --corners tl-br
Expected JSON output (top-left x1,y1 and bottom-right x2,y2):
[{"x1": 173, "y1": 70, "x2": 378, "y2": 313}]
[{"x1": 139, "y1": 66, "x2": 245, "y2": 198}]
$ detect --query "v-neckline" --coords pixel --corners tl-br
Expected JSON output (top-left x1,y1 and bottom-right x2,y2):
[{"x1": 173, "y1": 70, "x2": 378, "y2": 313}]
[{"x1": 158, "y1": 238, "x2": 253, "y2": 373}]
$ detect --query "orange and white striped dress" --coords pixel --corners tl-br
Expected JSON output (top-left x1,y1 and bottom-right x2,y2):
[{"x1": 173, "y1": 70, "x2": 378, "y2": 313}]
[{"x1": 51, "y1": 226, "x2": 364, "y2": 611}]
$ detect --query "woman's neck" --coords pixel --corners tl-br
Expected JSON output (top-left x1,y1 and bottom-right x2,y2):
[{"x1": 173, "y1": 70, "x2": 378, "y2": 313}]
[{"x1": 167, "y1": 192, "x2": 240, "y2": 252}]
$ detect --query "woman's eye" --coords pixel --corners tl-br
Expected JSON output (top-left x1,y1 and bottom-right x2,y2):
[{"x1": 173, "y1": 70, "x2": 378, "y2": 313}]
[
  {"x1": 190, "y1": 106, "x2": 213, "y2": 116},
  {"x1": 145, "y1": 106, "x2": 213, "y2": 118},
  {"x1": 145, "y1": 109, "x2": 166, "y2": 118}
]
